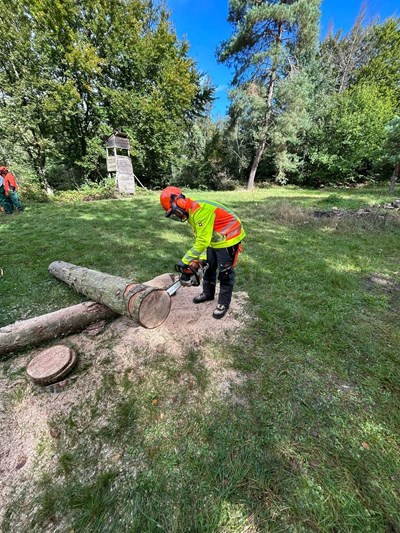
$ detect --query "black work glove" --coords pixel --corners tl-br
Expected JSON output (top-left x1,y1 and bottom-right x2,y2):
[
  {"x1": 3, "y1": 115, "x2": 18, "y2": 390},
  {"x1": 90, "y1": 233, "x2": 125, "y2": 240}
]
[
  {"x1": 175, "y1": 260, "x2": 187, "y2": 273},
  {"x1": 175, "y1": 260, "x2": 192, "y2": 284}
]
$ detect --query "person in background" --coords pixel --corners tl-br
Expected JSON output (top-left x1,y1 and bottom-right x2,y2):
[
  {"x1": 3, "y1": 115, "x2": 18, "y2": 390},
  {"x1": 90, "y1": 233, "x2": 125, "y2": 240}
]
[
  {"x1": 0, "y1": 166, "x2": 23, "y2": 213},
  {"x1": 160, "y1": 186, "x2": 245, "y2": 319},
  {"x1": 0, "y1": 170, "x2": 13, "y2": 214}
]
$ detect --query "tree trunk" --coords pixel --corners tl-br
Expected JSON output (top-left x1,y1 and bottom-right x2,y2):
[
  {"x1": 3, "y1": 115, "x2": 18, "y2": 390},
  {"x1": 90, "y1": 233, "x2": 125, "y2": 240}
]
[
  {"x1": 0, "y1": 301, "x2": 117, "y2": 358},
  {"x1": 0, "y1": 273, "x2": 176, "y2": 358},
  {"x1": 248, "y1": 137, "x2": 267, "y2": 190},
  {"x1": 389, "y1": 161, "x2": 399, "y2": 194},
  {"x1": 48, "y1": 261, "x2": 171, "y2": 329},
  {"x1": 247, "y1": 24, "x2": 282, "y2": 190}
]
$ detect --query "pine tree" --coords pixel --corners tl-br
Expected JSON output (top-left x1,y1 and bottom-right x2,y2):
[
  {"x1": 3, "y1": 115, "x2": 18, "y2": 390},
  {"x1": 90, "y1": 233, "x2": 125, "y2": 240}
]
[{"x1": 218, "y1": 0, "x2": 321, "y2": 189}]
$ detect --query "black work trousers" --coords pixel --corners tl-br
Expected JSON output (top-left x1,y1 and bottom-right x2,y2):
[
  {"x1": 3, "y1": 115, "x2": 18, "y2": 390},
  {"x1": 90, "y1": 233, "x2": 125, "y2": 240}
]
[{"x1": 203, "y1": 244, "x2": 239, "y2": 308}]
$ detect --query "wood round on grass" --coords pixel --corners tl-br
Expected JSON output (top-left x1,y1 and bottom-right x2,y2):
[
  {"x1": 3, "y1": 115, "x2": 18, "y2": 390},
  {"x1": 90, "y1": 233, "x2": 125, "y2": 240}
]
[{"x1": 26, "y1": 345, "x2": 78, "y2": 386}]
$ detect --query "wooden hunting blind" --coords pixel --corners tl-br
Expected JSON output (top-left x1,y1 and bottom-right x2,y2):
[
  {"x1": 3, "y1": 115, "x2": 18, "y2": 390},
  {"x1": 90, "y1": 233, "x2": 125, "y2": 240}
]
[{"x1": 106, "y1": 132, "x2": 135, "y2": 194}]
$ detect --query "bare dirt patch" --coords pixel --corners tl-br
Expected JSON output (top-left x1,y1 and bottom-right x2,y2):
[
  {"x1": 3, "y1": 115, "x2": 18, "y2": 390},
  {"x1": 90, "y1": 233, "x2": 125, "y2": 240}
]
[
  {"x1": 365, "y1": 273, "x2": 400, "y2": 312},
  {"x1": 269, "y1": 203, "x2": 400, "y2": 229},
  {"x1": 0, "y1": 279, "x2": 250, "y2": 525}
]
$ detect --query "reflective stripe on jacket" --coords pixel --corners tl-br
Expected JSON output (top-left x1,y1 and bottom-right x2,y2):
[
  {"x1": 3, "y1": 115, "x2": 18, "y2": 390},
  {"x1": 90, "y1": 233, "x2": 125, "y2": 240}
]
[
  {"x1": 3, "y1": 172, "x2": 18, "y2": 195},
  {"x1": 182, "y1": 198, "x2": 246, "y2": 264}
]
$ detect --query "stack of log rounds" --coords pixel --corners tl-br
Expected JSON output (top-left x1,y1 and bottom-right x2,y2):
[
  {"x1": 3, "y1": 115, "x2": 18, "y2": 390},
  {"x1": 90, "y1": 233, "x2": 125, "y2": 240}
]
[{"x1": 26, "y1": 345, "x2": 77, "y2": 386}]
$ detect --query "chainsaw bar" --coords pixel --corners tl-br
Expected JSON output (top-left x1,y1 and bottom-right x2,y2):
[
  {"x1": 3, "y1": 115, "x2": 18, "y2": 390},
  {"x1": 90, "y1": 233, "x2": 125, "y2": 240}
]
[{"x1": 166, "y1": 279, "x2": 182, "y2": 296}]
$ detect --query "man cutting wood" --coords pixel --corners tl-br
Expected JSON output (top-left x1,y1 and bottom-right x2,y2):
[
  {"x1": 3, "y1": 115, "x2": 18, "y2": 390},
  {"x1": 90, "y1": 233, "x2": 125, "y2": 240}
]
[{"x1": 160, "y1": 186, "x2": 246, "y2": 319}]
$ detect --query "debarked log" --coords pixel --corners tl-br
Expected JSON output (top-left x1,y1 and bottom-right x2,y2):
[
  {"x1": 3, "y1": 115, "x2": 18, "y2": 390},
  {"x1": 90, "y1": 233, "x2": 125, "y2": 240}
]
[
  {"x1": 0, "y1": 301, "x2": 117, "y2": 358},
  {"x1": 48, "y1": 261, "x2": 171, "y2": 329}
]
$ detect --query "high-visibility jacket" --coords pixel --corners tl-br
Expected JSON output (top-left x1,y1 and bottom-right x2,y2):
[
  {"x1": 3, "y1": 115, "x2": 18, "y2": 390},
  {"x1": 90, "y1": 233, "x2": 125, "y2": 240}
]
[
  {"x1": 181, "y1": 198, "x2": 246, "y2": 264},
  {"x1": 3, "y1": 172, "x2": 18, "y2": 195}
]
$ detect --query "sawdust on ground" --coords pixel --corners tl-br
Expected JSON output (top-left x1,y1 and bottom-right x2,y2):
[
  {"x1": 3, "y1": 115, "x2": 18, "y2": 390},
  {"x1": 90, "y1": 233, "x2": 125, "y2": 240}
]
[{"x1": 0, "y1": 275, "x2": 250, "y2": 526}]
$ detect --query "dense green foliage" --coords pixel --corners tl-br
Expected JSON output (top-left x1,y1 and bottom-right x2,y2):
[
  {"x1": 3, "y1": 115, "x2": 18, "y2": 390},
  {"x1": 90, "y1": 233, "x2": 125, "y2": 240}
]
[
  {"x1": 217, "y1": 0, "x2": 321, "y2": 189},
  {"x1": 302, "y1": 84, "x2": 396, "y2": 185},
  {"x1": 0, "y1": 1, "x2": 399, "y2": 192},
  {"x1": 1, "y1": 188, "x2": 399, "y2": 531},
  {"x1": 0, "y1": 0, "x2": 212, "y2": 189},
  {"x1": 212, "y1": 3, "x2": 400, "y2": 188}
]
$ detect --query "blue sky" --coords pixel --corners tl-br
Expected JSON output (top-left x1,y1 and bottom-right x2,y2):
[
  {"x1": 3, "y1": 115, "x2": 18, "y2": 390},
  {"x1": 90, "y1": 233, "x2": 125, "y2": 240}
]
[{"x1": 166, "y1": 0, "x2": 399, "y2": 118}]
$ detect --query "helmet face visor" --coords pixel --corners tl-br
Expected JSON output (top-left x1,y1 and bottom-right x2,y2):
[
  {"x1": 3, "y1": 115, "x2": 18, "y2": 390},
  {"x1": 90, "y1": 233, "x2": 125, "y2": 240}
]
[{"x1": 165, "y1": 207, "x2": 188, "y2": 222}]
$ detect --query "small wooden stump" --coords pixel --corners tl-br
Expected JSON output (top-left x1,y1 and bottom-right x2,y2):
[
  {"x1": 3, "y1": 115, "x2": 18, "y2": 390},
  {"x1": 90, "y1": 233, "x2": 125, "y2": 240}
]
[{"x1": 27, "y1": 345, "x2": 77, "y2": 386}]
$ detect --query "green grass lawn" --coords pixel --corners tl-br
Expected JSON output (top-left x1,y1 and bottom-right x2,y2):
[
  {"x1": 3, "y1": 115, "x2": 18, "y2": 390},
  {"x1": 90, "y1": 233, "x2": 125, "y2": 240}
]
[{"x1": 1, "y1": 185, "x2": 400, "y2": 532}]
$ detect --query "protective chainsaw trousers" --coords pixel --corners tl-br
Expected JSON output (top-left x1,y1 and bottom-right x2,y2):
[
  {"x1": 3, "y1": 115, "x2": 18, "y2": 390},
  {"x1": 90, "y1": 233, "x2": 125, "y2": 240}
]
[
  {"x1": 203, "y1": 243, "x2": 241, "y2": 308},
  {"x1": 8, "y1": 190, "x2": 23, "y2": 211}
]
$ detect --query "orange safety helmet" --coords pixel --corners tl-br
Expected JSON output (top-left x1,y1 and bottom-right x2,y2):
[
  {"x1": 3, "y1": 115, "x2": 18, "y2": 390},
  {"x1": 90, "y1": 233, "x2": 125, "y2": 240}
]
[{"x1": 160, "y1": 186, "x2": 188, "y2": 221}]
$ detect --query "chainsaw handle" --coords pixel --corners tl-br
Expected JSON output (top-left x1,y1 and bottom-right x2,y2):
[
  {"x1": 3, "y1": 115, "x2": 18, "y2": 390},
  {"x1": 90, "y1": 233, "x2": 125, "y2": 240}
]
[{"x1": 175, "y1": 260, "x2": 206, "y2": 286}]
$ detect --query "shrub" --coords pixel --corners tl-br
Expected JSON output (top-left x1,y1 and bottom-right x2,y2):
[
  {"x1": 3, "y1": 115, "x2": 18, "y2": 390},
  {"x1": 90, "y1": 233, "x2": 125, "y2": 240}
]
[{"x1": 52, "y1": 179, "x2": 119, "y2": 203}]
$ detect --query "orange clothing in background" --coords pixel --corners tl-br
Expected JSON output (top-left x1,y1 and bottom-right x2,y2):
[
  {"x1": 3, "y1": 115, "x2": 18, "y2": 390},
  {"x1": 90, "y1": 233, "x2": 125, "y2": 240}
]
[{"x1": 3, "y1": 172, "x2": 18, "y2": 195}]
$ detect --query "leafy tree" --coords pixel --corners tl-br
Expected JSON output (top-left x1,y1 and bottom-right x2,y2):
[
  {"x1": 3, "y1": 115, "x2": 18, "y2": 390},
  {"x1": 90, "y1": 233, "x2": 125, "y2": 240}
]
[
  {"x1": 218, "y1": 0, "x2": 321, "y2": 189},
  {"x1": 300, "y1": 14, "x2": 400, "y2": 186},
  {"x1": 0, "y1": 0, "x2": 212, "y2": 190},
  {"x1": 355, "y1": 18, "x2": 400, "y2": 109},
  {"x1": 176, "y1": 116, "x2": 232, "y2": 190},
  {"x1": 304, "y1": 83, "x2": 396, "y2": 184},
  {"x1": 382, "y1": 116, "x2": 400, "y2": 193},
  {"x1": 225, "y1": 83, "x2": 267, "y2": 180},
  {"x1": 270, "y1": 70, "x2": 316, "y2": 183}
]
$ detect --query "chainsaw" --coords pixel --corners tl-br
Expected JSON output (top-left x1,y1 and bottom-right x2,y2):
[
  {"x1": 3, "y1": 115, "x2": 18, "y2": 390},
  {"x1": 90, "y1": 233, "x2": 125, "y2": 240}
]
[{"x1": 166, "y1": 260, "x2": 208, "y2": 296}]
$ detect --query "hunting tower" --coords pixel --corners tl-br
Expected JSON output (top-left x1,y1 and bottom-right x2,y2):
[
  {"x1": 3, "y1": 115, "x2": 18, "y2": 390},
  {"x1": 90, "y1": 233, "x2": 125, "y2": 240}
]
[{"x1": 106, "y1": 132, "x2": 135, "y2": 194}]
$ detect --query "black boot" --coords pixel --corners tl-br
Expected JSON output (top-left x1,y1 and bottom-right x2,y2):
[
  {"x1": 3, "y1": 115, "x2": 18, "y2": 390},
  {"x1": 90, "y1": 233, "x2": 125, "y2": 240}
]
[
  {"x1": 193, "y1": 293, "x2": 214, "y2": 304},
  {"x1": 193, "y1": 280, "x2": 215, "y2": 304},
  {"x1": 212, "y1": 304, "x2": 229, "y2": 319}
]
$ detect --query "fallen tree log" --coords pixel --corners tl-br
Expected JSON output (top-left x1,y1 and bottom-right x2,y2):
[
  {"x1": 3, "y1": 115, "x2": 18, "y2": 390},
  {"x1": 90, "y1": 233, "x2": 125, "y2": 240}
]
[
  {"x1": 0, "y1": 273, "x2": 176, "y2": 358},
  {"x1": 48, "y1": 261, "x2": 171, "y2": 329},
  {"x1": 0, "y1": 301, "x2": 117, "y2": 358}
]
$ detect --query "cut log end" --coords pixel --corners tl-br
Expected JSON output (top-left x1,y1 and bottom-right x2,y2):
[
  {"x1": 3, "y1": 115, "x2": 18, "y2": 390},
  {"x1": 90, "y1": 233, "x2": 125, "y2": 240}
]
[{"x1": 129, "y1": 288, "x2": 171, "y2": 329}]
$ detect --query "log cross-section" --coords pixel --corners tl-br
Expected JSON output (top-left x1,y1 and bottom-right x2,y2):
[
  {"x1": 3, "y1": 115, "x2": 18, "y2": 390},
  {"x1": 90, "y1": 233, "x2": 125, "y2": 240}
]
[{"x1": 48, "y1": 261, "x2": 171, "y2": 329}]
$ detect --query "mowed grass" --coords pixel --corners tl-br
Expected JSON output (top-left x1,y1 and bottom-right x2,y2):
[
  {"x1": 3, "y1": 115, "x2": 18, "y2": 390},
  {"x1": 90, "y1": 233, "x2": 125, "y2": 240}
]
[{"x1": 1, "y1": 185, "x2": 400, "y2": 532}]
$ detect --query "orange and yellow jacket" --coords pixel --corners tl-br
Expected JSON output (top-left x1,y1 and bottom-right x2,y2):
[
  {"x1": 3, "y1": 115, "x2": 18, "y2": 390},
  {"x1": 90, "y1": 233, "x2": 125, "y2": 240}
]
[
  {"x1": 3, "y1": 172, "x2": 18, "y2": 195},
  {"x1": 181, "y1": 197, "x2": 246, "y2": 264}
]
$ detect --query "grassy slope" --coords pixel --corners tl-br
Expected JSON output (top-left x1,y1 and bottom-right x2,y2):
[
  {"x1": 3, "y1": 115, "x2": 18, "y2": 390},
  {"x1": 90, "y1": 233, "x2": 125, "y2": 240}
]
[{"x1": 1, "y1": 185, "x2": 399, "y2": 532}]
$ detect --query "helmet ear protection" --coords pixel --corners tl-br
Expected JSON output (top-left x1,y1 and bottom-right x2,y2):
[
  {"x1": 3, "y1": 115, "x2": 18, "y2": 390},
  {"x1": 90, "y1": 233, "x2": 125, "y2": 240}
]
[
  {"x1": 171, "y1": 193, "x2": 186, "y2": 211},
  {"x1": 167, "y1": 193, "x2": 188, "y2": 221}
]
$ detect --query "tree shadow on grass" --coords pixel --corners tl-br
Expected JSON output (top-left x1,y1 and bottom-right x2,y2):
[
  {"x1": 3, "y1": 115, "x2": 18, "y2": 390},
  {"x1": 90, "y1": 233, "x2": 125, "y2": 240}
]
[
  {"x1": 0, "y1": 198, "x2": 190, "y2": 326},
  {"x1": 1, "y1": 195, "x2": 399, "y2": 531},
  {"x1": 2, "y1": 264, "x2": 399, "y2": 533}
]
